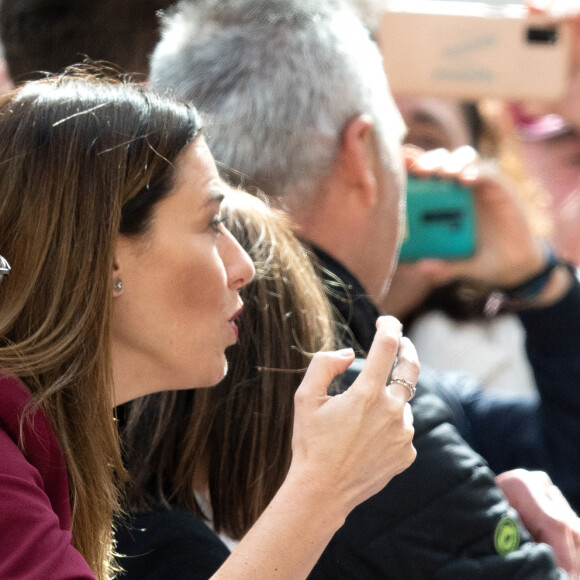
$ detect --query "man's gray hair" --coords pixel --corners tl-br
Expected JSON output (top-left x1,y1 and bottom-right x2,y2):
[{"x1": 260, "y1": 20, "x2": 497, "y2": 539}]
[{"x1": 150, "y1": 0, "x2": 404, "y2": 201}]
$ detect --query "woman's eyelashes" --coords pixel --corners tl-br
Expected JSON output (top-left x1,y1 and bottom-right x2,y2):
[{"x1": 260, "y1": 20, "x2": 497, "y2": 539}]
[{"x1": 210, "y1": 214, "x2": 226, "y2": 234}]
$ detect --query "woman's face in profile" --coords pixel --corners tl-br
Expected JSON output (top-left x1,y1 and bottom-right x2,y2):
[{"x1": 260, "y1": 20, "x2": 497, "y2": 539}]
[{"x1": 111, "y1": 138, "x2": 255, "y2": 405}]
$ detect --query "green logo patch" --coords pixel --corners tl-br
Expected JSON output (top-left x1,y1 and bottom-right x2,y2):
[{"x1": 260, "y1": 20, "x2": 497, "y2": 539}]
[{"x1": 494, "y1": 516, "x2": 520, "y2": 556}]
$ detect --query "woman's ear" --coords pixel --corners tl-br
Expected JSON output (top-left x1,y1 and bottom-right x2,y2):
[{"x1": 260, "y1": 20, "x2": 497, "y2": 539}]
[{"x1": 336, "y1": 114, "x2": 378, "y2": 206}]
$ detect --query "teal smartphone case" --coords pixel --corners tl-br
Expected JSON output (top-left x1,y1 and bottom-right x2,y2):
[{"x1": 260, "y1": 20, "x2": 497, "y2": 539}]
[{"x1": 399, "y1": 176, "x2": 476, "y2": 262}]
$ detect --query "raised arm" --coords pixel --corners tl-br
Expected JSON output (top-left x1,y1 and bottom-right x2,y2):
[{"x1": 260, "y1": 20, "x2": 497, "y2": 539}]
[{"x1": 211, "y1": 316, "x2": 418, "y2": 579}]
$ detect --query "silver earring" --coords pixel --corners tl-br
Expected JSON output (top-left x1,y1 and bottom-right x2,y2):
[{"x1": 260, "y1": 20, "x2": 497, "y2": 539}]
[{"x1": 113, "y1": 277, "x2": 123, "y2": 293}]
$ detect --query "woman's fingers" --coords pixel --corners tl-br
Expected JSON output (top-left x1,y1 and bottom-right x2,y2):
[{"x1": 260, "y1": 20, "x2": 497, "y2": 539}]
[
  {"x1": 291, "y1": 315, "x2": 418, "y2": 514},
  {"x1": 295, "y1": 348, "x2": 355, "y2": 404},
  {"x1": 386, "y1": 337, "x2": 420, "y2": 403},
  {"x1": 350, "y1": 316, "x2": 403, "y2": 397}
]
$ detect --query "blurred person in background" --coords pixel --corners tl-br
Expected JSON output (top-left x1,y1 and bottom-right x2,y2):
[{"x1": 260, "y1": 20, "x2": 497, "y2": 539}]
[
  {"x1": 380, "y1": 0, "x2": 580, "y2": 396},
  {"x1": 516, "y1": 111, "x2": 580, "y2": 266},
  {"x1": 0, "y1": 0, "x2": 176, "y2": 82},
  {"x1": 383, "y1": 96, "x2": 550, "y2": 395}
]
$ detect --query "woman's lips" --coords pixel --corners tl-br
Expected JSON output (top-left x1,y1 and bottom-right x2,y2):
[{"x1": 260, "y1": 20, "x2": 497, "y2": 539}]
[{"x1": 229, "y1": 305, "x2": 244, "y2": 341}]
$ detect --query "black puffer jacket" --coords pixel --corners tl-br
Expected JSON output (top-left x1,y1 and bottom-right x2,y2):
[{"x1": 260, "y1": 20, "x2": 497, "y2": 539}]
[
  {"x1": 309, "y1": 246, "x2": 567, "y2": 579},
  {"x1": 309, "y1": 378, "x2": 563, "y2": 578}
]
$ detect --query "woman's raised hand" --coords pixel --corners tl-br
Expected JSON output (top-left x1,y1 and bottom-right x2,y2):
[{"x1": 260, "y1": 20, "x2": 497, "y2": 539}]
[
  {"x1": 212, "y1": 316, "x2": 417, "y2": 580},
  {"x1": 289, "y1": 315, "x2": 418, "y2": 516}
]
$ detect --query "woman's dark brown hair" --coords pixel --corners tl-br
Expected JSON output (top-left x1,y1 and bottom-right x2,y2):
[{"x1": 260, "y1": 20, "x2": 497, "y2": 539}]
[
  {"x1": 0, "y1": 70, "x2": 201, "y2": 578},
  {"x1": 122, "y1": 189, "x2": 336, "y2": 539}
]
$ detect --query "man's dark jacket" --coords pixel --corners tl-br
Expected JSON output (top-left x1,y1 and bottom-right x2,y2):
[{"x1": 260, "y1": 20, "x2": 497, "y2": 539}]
[{"x1": 306, "y1": 246, "x2": 570, "y2": 579}]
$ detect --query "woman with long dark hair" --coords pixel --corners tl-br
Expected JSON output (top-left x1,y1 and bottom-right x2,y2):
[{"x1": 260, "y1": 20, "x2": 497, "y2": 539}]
[{"x1": 0, "y1": 71, "x2": 417, "y2": 579}]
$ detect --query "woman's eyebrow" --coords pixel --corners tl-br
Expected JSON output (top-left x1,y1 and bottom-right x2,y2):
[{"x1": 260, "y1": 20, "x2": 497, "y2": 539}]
[{"x1": 203, "y1": 190, "x2": 225, "y2": 207}]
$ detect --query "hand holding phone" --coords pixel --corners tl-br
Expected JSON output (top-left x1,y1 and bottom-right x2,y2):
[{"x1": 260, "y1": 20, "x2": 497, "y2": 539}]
[{"x1": 401, "y1": 145, "x2": 547, "y2": 290}]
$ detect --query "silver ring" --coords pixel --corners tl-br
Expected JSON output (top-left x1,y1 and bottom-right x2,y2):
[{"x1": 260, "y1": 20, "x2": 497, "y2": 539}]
[{"x1": 390, "y1": 376, "x2": 416, "y2": 401}]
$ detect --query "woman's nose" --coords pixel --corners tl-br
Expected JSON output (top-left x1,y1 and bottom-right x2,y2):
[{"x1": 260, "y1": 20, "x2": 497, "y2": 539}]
[{"x1": 221, "y1": 228, "x2": 255, "y2": 290}]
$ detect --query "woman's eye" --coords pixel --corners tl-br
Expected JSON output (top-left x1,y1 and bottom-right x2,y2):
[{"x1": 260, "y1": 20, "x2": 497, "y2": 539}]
[{"x1": 210, "y1": 215, "x2": 226, "y2": 234}]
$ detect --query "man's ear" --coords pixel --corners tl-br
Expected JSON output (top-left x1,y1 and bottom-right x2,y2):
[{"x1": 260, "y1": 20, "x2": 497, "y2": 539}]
[{"x1": 336, "y1": 114, "x2": 378, "y2": 206}]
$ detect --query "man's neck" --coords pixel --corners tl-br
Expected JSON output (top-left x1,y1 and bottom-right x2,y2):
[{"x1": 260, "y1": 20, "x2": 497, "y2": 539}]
[{"x1": 309, "y1": 244, "x2": 381, "y2": 355}]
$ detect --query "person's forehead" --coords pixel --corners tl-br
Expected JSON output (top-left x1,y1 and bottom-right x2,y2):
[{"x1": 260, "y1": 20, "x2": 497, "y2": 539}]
[
  {"x1": 398, "y1": 97, "x2": 462, "y2": 125},
  {"x1": 396, "y1": 96, "x2": 470, "y2": 146}
]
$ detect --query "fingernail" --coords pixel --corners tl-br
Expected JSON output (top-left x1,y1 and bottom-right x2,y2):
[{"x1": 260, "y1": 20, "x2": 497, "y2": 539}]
[{"x1": 337, "y1": 348, "x2": 354, "y2": 358}]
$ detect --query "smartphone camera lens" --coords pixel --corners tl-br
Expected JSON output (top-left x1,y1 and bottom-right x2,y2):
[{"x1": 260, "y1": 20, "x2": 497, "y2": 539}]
[{"x1": 526, "y1": 26, "x2": 558, "y2": 45}]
